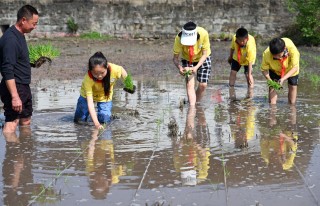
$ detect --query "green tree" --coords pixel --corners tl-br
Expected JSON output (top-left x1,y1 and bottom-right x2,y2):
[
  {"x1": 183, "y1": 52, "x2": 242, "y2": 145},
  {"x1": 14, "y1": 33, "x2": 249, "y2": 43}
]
[{"x1": 286, "y1": 0, "x2": 320, "y2": 45}]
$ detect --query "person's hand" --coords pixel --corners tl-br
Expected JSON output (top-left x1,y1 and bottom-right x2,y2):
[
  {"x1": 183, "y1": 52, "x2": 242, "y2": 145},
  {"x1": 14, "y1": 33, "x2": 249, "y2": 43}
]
[
  {"x1": 179, "y1": 67, "x2": 185, "y2": 76},
  {"x1": 228, "y1": 56, "x2": 232, "y2": 65},
  {"x1": 184, "y1": 67, "x2": 193, "y2": 74},
  {"x1": 123, "y1": 85, "x2": 136, "y2": 94},
  {"x1": 247, "y1": 73, "x2": 254, "y2": 86},
  {"x1": 12, "y1": 96, "x2": 22, "y2": 113},
  {"x1": 278, "y1": 78, "x2": 284, "y2": 86},
  {"x1": 95, "y1": 123, "x2": 104, "y2": 130}
]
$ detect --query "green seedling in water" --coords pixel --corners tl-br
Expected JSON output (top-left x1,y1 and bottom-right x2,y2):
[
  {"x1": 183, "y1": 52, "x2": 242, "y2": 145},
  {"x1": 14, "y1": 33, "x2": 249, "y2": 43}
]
[{"x1": 267, "y1": 79, "x2": 282, "y2": 91}]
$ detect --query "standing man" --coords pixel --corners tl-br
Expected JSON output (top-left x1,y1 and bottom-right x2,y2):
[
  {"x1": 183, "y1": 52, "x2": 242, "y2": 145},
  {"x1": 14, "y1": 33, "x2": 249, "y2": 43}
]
[
  {"x1": 228, "y1": 27, "x2": 256, "y2": 88},
  {"x1": 173, "y1": 21, "x2": 212, "y2": 106},
  {"x1": 261, "y1": 38, "x2": 300, "y2": 104},
  {"x1": 0, "y1": 5, "x2": 39, "y2": 133}
]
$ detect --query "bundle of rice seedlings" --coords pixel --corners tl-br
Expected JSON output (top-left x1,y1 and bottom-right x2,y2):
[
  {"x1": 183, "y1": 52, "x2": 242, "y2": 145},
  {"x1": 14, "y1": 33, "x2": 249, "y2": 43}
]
[
  {"x1": 28, "y1": 43, "x2": 60, "y2": 67},
  {"x1": 267, "y1": 79, "x2": 282, "y2": 91},
  {"x1": 123, "y1": 72, "x2": 136, "y2": 94}
]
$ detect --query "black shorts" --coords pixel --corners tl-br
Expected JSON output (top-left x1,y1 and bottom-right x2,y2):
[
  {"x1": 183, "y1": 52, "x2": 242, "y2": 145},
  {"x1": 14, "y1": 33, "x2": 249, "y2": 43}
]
[
  {"x1": 269, "y1": 70, "x2": 299, "y2": 86},
  {"x1": 0, "y1": 82, "x2": 33, "y2": 122},
  {"x1": 231, "y1": 59, "x2": 249, "y2": 73}
]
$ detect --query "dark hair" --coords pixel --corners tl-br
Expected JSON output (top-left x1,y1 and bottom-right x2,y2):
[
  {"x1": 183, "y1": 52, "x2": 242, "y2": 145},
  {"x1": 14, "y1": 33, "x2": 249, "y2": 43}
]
[
  {"x1": 183, "y1": 21, "x2": 197, "y2": 30},
  {"x1": 178, "y1": 21, "x2": 200, "y2": 40},
  {"x1": 88, "y1": 52, "x2": 111, "y2": 98},
  {"x1": 17, "y1": 5, "x2": 38, "y2": 21},
  {"x1": 236, "y1": 27, "x2": 248, "y2": 38},
  {"x1": 269, "y1": 38, "x2": 285, "y2": 54}
]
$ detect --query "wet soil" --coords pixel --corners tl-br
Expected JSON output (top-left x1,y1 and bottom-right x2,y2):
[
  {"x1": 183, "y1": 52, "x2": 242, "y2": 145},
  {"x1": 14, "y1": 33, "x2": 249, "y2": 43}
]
[{"x1": 29, "y1": 37, "x2": 320, "y2": 83}]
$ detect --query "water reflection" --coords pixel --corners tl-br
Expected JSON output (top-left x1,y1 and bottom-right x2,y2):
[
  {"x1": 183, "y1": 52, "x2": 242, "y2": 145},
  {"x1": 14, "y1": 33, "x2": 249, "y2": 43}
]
[
  {"x1": 79, "y1": 127, "x2": 124, "y2": 199},
  {"x1": 260, "y1": 105, "x2": 298, "y2": 171},
  {"x1": 2, "y1": 127, "x2": 34, "y2": 206},
  {"x1": 227, "y1": 86, "x2": 257, "y2": 150},
  {"x1": 172, "y1": 106, "x2": 210, "y2": 186}
]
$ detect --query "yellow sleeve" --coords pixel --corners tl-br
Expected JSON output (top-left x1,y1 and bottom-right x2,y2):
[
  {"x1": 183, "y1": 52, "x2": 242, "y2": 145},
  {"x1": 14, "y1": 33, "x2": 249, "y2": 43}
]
[
  {"x1": 230, "y1": 35, "x2": 236, "y2": 50},
  {"x1": 173, "y1": 35, "x2": 182, "y2": 55},
  {"x1": 201, "y1": 30, "x2": 210, "y2": 51},
  {"x1": 246, "y1": 36, "x2": 256, "y2": 64},
  {"x1": 287, "y1": 41, "x2": 300, "y2": 72},
  {"x1": 260, "y1": 49, "x2": 271, "y2": 72},
  {"x1": 80, "y1": 74, "x2": 95, "y2": 97}
]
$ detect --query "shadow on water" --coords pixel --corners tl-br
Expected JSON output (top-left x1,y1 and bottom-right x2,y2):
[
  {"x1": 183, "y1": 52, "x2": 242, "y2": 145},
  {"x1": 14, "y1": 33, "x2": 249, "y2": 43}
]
[{"x1": 0, "y1": 78, "x2": 319, "y2": 206}]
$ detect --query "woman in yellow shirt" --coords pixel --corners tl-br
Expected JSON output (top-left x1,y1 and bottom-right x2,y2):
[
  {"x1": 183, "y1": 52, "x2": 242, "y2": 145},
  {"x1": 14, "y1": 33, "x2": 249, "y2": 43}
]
[{"x1": 74, "y1": 52, "x2": 132, "y2": 129}]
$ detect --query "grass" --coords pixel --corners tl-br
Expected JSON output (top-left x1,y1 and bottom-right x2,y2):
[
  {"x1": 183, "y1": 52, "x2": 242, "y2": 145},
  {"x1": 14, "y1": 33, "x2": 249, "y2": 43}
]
[
  {"x1": 28, "y1": 43, "x2": 60, "y2": 64},
  {"x1": 80, "y1": 31, "x2": 113, "y2": 40}
]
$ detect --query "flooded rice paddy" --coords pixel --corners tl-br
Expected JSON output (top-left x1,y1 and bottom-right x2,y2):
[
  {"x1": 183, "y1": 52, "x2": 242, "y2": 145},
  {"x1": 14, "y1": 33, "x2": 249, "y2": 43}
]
[{"x1": 0, "y1": 76, "x2": 319, "y2": 206}]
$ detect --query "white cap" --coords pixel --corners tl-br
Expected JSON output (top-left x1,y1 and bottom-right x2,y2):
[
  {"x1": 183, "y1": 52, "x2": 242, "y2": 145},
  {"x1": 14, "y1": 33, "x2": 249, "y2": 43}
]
[{"x1": 180, "y1": 22, "x2": 197, "y2": 46}]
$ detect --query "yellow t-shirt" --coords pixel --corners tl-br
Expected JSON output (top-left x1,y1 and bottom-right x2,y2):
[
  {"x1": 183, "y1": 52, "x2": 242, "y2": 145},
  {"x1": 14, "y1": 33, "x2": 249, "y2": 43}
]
[
  {"x1": 261, "y1": 38, "x2": 300, "y2": 76},
  {"x1": 231, "y1": 34, "x2": 256, "y2": 65},
  {"x1": 173, "y1": 26, "x2": 211, "y2": 62},
  {"x1": 80, "y1": 63, "x2": 122, "y2": 102}
]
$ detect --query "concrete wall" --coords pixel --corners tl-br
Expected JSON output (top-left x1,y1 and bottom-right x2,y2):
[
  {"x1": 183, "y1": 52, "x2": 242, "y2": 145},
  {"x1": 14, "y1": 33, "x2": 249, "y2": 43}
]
[{"x1": 0, "y1": 0, "x2": 293, "y2": 38}]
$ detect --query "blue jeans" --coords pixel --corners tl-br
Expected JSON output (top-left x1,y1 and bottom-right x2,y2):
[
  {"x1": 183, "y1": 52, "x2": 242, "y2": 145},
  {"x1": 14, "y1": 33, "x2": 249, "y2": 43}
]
[{"x1": 74, "y1": 96, "x2": 113, "y2": 123}]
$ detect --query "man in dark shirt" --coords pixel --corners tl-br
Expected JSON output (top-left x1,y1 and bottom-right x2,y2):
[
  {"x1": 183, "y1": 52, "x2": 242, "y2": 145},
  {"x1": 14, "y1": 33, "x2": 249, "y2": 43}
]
[{"x1": 0, "y1": 5, "x2": 39, "y2": 134}]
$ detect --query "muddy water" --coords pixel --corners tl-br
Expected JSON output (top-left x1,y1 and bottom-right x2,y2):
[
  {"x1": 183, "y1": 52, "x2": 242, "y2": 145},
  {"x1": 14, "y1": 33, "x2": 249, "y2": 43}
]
[
  {"x1": 0, "y1": 76, "x2": 319, "y2": 206},
  {"x1": 0, "y1": 39, "x2": 320, "y2": 206}
]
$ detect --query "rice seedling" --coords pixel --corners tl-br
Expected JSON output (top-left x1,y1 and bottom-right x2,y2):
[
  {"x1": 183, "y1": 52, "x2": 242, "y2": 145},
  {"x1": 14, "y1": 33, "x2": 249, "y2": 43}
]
[
  {"x1": 123, "y1": 72, "x2": 136, "y2": 94},
  {"x1": 29, "y1": 43, "x2": 60, "y2": 68},
  {"x1": 183, "y1": 69, "x2": 192, "y2": 77},
  {"x1": 267, "y1": 79, "x2": 282, "y2": 91}
]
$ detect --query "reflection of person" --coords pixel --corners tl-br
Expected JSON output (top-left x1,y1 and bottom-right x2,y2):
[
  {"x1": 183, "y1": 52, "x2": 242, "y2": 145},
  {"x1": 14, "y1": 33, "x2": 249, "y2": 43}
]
[
  {"x1": 74, "y1": 52, "x2": 132, "y2": 129},
  {"x1": 260, "y1": 105, "x2": 298, "y2": 170},
  {"x1": 2, "y1": 127, "x2": 34, "y2": 205},
  {"x1": 228, "y1": 97, "x2": 256, "y2": 149},
  {"x1": 173, "y1": 21, "x2": 212, "y2": 105},
  {"x1": 228, "y1": 27, "x2": 256, "y2": 88},
  {"x1": 261, "y1": 38, "x2": 300, "y2": 104},
  {"x1": 0, "y1": 5, "x2": 39, "y2": 133},
  {"x1": 172, "y1": 106, "x2": 211, "y2": 185},
  {"x1": 81, "y1": 128, "x2": 123, "y2": 199}
]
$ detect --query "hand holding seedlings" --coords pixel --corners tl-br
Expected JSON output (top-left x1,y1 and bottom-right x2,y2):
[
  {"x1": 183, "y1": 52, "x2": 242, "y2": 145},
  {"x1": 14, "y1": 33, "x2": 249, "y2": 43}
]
[
  {"x1": 123, "y1": 72, "x2": 136, "y2": 94},
  {"x1": 267, "y1": 79, "x2": 282, "y2": 91},
  {"x1": 29, "y1": 43, "x2": 60, "y2": 68},
  {"x1": 183, "y1": 68, "x2": 193, "y2": 77}
]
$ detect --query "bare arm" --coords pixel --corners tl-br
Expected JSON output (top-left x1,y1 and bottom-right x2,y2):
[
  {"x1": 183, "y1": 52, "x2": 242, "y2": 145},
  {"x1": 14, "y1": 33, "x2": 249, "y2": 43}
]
[
  {"x1": 279, "y1": 66, "x2": 298, "y2": 85},
  {"x1": 86, "y1": 96, "x2": 102, "y2": 129},
  {"x1": 228, "y1": 48, "x2": 234, "y2": 64},
  {"x1": 193, "y1": 50, "x2": 208, "y2": 72},
  {"x1": 121, "y1": 67, "x2": 128, "y2": 79},
  {"x1": 262, "y1": 70, "x2": 272, "y2": 81},
  {"x1": 173, "y1": 54, "x2": 184, "y2": 75}
]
